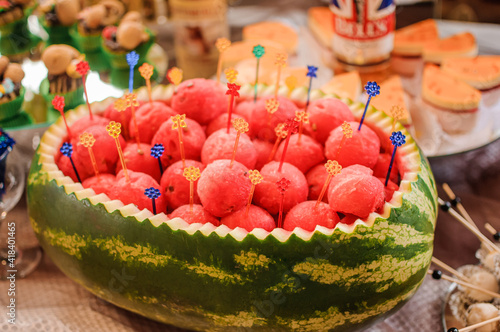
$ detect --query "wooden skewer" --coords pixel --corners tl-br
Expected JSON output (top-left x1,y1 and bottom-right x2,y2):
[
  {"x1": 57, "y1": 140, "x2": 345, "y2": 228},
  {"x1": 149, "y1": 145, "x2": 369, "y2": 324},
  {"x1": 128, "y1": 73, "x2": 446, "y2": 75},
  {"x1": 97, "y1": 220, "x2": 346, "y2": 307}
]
[
  {"x1": 431, "y1": 257, "x2": 470, "y2": 282},
  {"x1": 442, "y1": 183, "x2": 478, "y2": 229},
  {"x1": 438, "y1": 197, "x2": 500, "y2": 254},
  {"x1": 427, "y1": 270, "x2": 500, "y2": 299},
  {"x1": 458, "y1": 315, "x2": 500, "y2": 332},
  {"x1": 485, "y1": 223, "x2": 498, "y2": 236}
]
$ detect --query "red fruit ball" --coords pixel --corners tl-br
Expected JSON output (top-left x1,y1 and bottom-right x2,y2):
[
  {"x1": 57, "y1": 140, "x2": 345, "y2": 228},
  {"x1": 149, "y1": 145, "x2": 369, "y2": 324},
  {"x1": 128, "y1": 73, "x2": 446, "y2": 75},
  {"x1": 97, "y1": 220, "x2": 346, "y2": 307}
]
[
  {"x1": 116, "y1": 143, "x2": 161, "y2": 183},
  {"x1": 249, "y1": 96, "x2": 298, "y2": 141},
  {"x1": 206, "y1": 113, "x2": 245, "y2": 137},
  {"x1": 373, "y1": 153, "x2": 399, "y2": 184},
  {"x1": 69, "y1": 115, "x2": 109, "y2": 138},
  {"x1": 304, "y1": 98, "x2": 354, "y2": 144},
  {"x1": 81, "y1": 173, "x2": 116, "y2": 196},
  {"x1": 169, "y1": 204, "x2": 219, "y2": 226},
  {"x1": 378, "y1": 177, "x2": 399, "y2": 202},
  {"x1": 234, "y1": 100, "x2": 255, "y2": 123},
  {"x1": 221, "y1": 205, "x2": 275, "y2": 232},
  {"x1": 129, "y1": 102, "x2": 176, "y2": 144},
  {"x1": 283, "y1": 201, "x2": 339, "y2": 231},
  {"x1": 324, "y1": 121, "x2": 380, "y2": 168},
  {"x1": 274, "y1": 134, "x2": 324, "y2": 173},
  {"x1": 197, "y1": 159, "x2": 251, "y2": 218},
  {"x1": 160, "y1": 160, "x2": 205, "y2": 211},
  {"x1": 201, "y1": 129, "x2": 257, "y2": 169},
  {"x1": 171, "y1": 78, "x2": 227, "y2": 125},
  {"x1": 306, "y1": 164, "x2": 328, "y2": 202},
  {"x1": 252, "y1": 139, "x2": 273, "y2": 170}
]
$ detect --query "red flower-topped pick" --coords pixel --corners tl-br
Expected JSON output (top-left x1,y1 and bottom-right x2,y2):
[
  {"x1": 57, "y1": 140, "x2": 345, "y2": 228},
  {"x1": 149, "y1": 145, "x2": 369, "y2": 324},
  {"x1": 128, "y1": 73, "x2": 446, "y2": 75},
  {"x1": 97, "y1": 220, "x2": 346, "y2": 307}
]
[
  {"x1": 230, "y1": 118, "x2": 249, "y2": 168},
  {"x1": 316, "y1": 160, "x2": 342, "y2": 208},
  {"x1": 278, "y1": 118, "x2": 299, "y2": 172},
  {"x1": 276, "y1": 177, "x2": 291, "y2": 228},
  {"x1": 245, "y1": 170, "x2": 263, "y2": 217},
  {"x1": 52, "y1": 95, "x2": 71, "y2": 138},
  {"x1": 225, "y1": 77, "x2": 241, "y2": 133},
  {"x1": 268, "y1": 123, "x2": 288, "y2": 163},
  {"x1": 171, "y1": 114, "x2": 187, "y2": 168},
  {"x1": 76, "y1": 60, "x2": 93, "y2": 120}
]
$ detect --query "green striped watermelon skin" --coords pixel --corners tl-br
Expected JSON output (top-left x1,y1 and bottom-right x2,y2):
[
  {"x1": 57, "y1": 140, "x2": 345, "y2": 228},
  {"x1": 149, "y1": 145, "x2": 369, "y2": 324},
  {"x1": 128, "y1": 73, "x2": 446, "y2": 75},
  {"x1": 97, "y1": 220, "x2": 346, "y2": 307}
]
[{"x1": 27, "y1": 87, "x2": 438, "y2": 331}]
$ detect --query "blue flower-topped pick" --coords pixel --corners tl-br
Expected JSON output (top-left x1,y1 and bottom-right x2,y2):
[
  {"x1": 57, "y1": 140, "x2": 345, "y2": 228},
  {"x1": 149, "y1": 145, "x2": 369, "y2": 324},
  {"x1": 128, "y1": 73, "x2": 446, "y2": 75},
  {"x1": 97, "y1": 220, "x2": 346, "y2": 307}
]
[
  {"x1": 150, "y1": 143, "x2": 164, "y2": 175},
  {"x1": 60, "y1": 142, "x2": 81, "y2": 183},
  {"x1": 126, "y1": 51, "x2": 140, "y2": 93},
  {"x1": 0, "y1": 130, "x2": 15, "y2": 154},
  {"x1": 358, "y1": 81, "x2": 381, "y2": 131},
  {"x1": 252, "y1": 45, "x2": 266, "y2": 103},
  {"x1": 305, "y1": 65, "x2": 318, "y2": 109},
  {"x1": 385, "y1": 131, "x2": 406, "y2": 186},
  {"x1": 0, "y1": 129, "x2": 14, "y2": 197},
  {"x1": 144, "y1": 187, "x2": 161, "y2": 214},
  {"x1": 3, "y1": 78, "x2": 14, "y2": 94}
]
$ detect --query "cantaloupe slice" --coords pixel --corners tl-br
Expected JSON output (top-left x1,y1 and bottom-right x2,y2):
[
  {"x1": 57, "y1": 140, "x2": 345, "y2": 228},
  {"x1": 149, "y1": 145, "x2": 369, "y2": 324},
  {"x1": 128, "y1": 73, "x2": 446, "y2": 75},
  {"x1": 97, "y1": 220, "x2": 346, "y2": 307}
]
[
  {"x1": 233, "y1": 57, "x2": 308, "y2": 87},
  {"x1": 371, "y1": 75, "x2": 411, "y2": 125},
  {"x1": 442, "y1": 56, "x2": 500, "y2": 90},
  {"x1": 393, "y1": 19, "x2": 439, "y2": 56},
  {"x1": 308, "y1": 6, "x2": 334, "y2": 49},
  {"x1": 423, "y1": 32, "x2": 477, "y2": 64},
  {"x1": 422, "y1": 64, "x2": 481, "y2": 111},
  {"x1": 321, "y1": 71, "x2": 362, "y2": 101},
  {"x1": 222, "y1": 39, "x2": 287, "y2": 69},
  {"x1": 242, "y1": 21, "x2": 298, "y2": 54}
]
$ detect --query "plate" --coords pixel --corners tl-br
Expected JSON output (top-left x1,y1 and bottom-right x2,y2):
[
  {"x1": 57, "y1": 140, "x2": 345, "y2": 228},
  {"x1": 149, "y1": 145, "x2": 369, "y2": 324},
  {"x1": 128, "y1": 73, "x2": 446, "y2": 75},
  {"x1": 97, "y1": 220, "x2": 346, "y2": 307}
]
[{"x1": 442, "y1": 283, "x2": 466, "y2": 332}]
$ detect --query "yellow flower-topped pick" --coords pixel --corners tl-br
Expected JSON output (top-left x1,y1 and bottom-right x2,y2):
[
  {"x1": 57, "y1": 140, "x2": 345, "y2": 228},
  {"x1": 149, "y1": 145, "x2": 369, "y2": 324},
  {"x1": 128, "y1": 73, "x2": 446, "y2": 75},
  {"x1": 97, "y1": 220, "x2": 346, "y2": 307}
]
[
  {"x1": 216, "y1": 37, "x2": 231, "y2": 84},
  {"x1": 336, "y1": 121, "x2": 353, "y2": 159},
  {"x1": 265, "y1": 98, "x2": 280, "y2": 125},
  {"x1": 225, "y1": 68, "x2": 241, "y2": 133},
  {"x1": 230, "y1": 118, "x2": 249, "y2": 168},
  {"x1": 245, "y1": 169, "x2": 264, "y2": 216},
  {"x1": 183, "y1": 166, "x2": 201, "y2": 213},
  {"x1": 268, "y1": 122, "x2": 288, "y2": 163},
  {"x1": 167, "y1": 67, "x2": 183, "y2": 91},
  {"x1": 285, "y1": 75, "x2": 297, "y2": 97},
  {"x1": 274, "y1": 53, "x2": 288, "y2": 99},
  {"x1": 224, "y1": 67, "x2": 238, "y2": 84},
  {"x1": 80, "y1": 132, "x2": 99, "y2": 178},
  {"x1": 139, "y1": 63, "x2": 154, "y2": 104},
  {"x1": 294, "y1": 110, "x2": 309, "y2": 144},
  {"x1": 106, "y1": 121, "x2": 129, "y2": 182},
  {"x1": 113, "y1": 97, "x2": 128, "y2": 136},
  {"x1": 124, "y1": 93, "x2": 142, "y2": 153},
  {"x1": 171, "y1": 114, "x2": 187, "y2": 168},
  {"x1": 316, "y1": 160, "x2": 342, "y2": 208}
]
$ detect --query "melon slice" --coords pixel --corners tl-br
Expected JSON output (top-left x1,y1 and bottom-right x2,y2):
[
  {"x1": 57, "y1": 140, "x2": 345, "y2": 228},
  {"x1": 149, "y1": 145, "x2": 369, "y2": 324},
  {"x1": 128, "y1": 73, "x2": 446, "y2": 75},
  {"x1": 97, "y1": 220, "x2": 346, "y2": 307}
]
[
  {"x1": 422, "y1": 64, "x2": 481, "y2": 111},
  {"x1": 242, "y1": 21, "x2": 298, "y2": 54},
  {"x1": 371, "y1": 75, "x2": 412, "y2": 125},
  {"x1": 222, "y1": 39, "x2": 286, "y2": 69},
  {"x1": 393, "y1": 19, "x2": 439, "y2": 56},
  {"x1": 320, "y1": 71, "x2": 362, "y2": 101},
  {"x1": 422, "y1": 32, "x2": 478, "y2": 64},
  {"x1": 441, "y1": 55, "x2": 500, "y2": 90},
  {"x1": 308, "y1": 6, "x2": 334, "y2": 49}
]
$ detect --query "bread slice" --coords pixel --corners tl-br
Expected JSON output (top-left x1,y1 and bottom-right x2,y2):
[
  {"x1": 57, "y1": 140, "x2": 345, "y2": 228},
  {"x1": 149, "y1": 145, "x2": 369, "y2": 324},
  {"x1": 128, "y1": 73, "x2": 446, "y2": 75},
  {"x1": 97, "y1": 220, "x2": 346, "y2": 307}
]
[
  {"x1": 442, "y1": 56, "x2": 500, "y2": 90},
  {"x1": 422, "y1": 32, "x2": 477, "y2": 64},
  {"x1": 243, "y1": 21, "x2": 298, "y2": 54},
  {"x1": 422, "y1": 64, "x2": 481, "y2": 111},
  {"x1": 320, "y1": 71, "x2": 362, "y2": 101},
  {"x1": 393, "y1": 19, "x2": 439, "y2": 57},
  {"x1": 371, "y1": 75, "x2": 411, "y2": 125},
  {"x1": 308, "y1": 6, "x2": 334, "y2": 49}
]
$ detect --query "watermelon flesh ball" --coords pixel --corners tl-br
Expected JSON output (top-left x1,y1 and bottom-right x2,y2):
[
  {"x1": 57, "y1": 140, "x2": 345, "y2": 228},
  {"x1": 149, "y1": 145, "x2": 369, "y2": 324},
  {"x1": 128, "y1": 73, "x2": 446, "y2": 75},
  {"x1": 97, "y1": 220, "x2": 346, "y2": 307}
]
[
  {"x1": 201, "y1": 129, "x2": 258, "y2": 169},
  {"x1": 324, "y1": 121, "x2": 380, "y2": 168},
  {"x1": 304, "y1": 98, "x2": 355, "y2": 144},
  {"x1": 151, "y1": 117, "x2": 206, "y2": 168},
  {"x1": 306, "y1": 164, "x2": 328, "y2": 202},
  {"x1": 249, "y1": 96, "x2": 298, "y2": 142},
  {"x1": 283, "y1": 200, "x2": 340, "y2": 232},
  {"x1": 103, "y1": 100, "x2": 146, "y2": 140},
  {"x1": 379, "y1": 178, "x2": 399, "y2": 202},
  {"x1": 252, "y1": 139, "x2": 273, "y2": 170},
  {"x1": 81, "y1": 174, "x2": 116, "y2": 196},
  {"x1": 253, "y1": 161, "x2": 308, "y2": 215},
  {"x1": 68, "y1": 115, "x2": 110, "y2": 139},
  {"x1": 169, "y1": 204, "x2": 219, "y2": 226},
  {"x1": 116, "y1": 143, "x2": 161, "y2": 183},
  {"x1": 171, "y1": 78, "x2": 228, "y2": 125},
  {"x1": 233, "y1": 100, "x2": 255, "y2": 124},
  {"x1": 128, "y1": 102, "x2": 177, "y2": 144},
  {"x1": 221, "y1": 205, "x2": 275, "y2": 232},
  {"x1": 160, "y1": 160, "x2": 205, "y2": 211},
  {"x1": 328, "y1": 165, "x2": 385, "y2": 219},
  {"x1": 197, "y1": 159, "x2": 251, "y2": 218},
  {"x1": 205, "y1": 113, "x2": 246, "y2": 137},
  {"x1": 273, "y1": 134, "x2": 324, "y2": 173},
  {"x1": 373, "y1": 153, "x2": 399, "y2": 183},
  {"x1": 108, "y1": 170, "x2": 166, "y2": 213}
]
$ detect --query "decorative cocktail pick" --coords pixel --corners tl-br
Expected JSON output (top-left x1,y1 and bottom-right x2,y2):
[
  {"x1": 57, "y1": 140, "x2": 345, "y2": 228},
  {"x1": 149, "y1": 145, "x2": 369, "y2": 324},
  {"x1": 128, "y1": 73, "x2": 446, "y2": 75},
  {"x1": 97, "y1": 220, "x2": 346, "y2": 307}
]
[
  {"x1": 484, "y1": 223, "x2": 500, "y2": 242},
  {"x1": 335, "y1": 121, "x2": 353, "y2": 159},
  {"x1": 252, "y1": 44, "x2": 265, "y2": 103},
  {"x1": 60, "y1": 142, "x2": 81, "y2": 183},
  {"x1": 315, "y1": 160, "x2": 342, "y2": 208},
  {"x1": 125, "y1": 92, "x2": 142, "y2": 154},
  {"x1": 171, "y1": 114, "x2": 187, "y2": 168},
  {"x1": 230, "y1": 118, "x2": 249, "y2": 168},
  {"x1": 0, "y1": 130, "x2": 15, "y2": 196},
  {"x1": 216, "y1": 37, "x2": 231, "y2": 84},
  {"x1": 385, "y1": 131, "x2": 405, "y2": 186},
  {"x1": 106, "y1": 121, "x2": 129, "y2": 182},
  {"x1": 438, "y1": 197, "x2": 500, "y2": 254},
  {"x1": 225, "y1": 69, "x2": 240, "y2": 134},
  {"x1": 52, "y1": 95, "x2": 71, "y2": 138},
  {"x1": 183, "y1": 166, "x2": 201, "y2": 213},
  {"x1": 285, "y1": 75, "x2": 297, "y2": 98},
  {"x1": 167, "y1": 67, "x2": 183, "y2": 93},
  {"x1": 390, "y1": 105, "x2": 403, "y2": 133},
  {"x1": 245, "y1": 170, "x2": 263, "y2": 217},
  {"x1": 294, "y1": 110, "x2": 309, "y2": 144},
  {"x1": 276, "y1": 177, "x2": 291, "y2": 228},
  {"x1": 278, "y1": 118, "x2": 299, "y2": 172},
  {"x1": 139, "y1": 63, "x2": 154, "y2": 105},
  {"x1": 75, "y1": 60, "x2": 93, "y2": 120},
  {"x1": 150, "y1": 143, "x2": 164, "y2": 175},
  {"x1": 267, "y1": 123, "x2": 287, "y2": 163},
  {"x1": 431, "y1": 256, "x2": 469, "y2": 282},
  {"x1": 447, "y1": 316, "x2": 500, "y2": 332},
  {"x1": 113, "y1": 97, "x2": 128, "y2": 137},
  {"x1": 224, "y1": 67, "x2": 237, "y2": 84},
  {"x1": 358, "y1": 81, "x2": 380, "y2": 131},
  {"x1": 126, "y1": 51, "x2": 139, "y2": 93},
  {"x1": 79, "y1": 132, "x2": 99, "y2": 178},
  {"x1": 442, "y1": 183, "x2": 478, "y2": 229},
  {"x1": 274, "y1": 53, "x2": 287, "y2": 99},
  {"x1": 265, "y1": 98, "x2": 279, "y2": 126},
  {"x1": 305, "y1": 65, "x2": 318, "y2": 111},
  {"x1": 428, "y1": 269, "x2": 500, "y2": 299},
  {"x1": 144, "y1": 187, "x2": 161, "y2": 214}
]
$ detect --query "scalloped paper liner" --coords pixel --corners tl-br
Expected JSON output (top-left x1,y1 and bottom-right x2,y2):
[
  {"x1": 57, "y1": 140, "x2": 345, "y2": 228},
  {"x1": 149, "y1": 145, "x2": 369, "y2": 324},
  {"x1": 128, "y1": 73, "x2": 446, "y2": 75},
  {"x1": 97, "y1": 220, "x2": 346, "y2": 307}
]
[{"x1": 35, "y1": 83, "x2": 423, "y2": 243}]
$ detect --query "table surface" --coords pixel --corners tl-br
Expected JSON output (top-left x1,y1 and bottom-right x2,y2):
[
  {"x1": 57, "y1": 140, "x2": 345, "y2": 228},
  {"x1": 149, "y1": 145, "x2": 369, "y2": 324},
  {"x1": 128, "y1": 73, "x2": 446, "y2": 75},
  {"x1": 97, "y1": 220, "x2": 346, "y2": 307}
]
[{"x1": 2, "y1": 6, "x2": 500, "y2": 332}]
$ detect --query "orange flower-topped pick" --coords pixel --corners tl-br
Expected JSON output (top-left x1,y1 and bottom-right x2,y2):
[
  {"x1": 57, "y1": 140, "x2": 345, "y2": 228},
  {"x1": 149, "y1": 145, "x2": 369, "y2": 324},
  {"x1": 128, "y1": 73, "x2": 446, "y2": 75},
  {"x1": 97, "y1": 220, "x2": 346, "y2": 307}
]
[
  {"x1": 224, "y1": 67, "x2": 238, "y2": 84},
  {"x1": 139, "y1": 63, "x2": 154, "y2": 105},
  {"x1": 266, "y1": 98, "x2": 280, "y2": 125},
  {"x1": 75, "y1": 60, "x2": 93, "y2": 120},
  {"x1": 79, "y1": 132, "x2": 99, "y2": 178},
  {"x1": 276, "y1": 177, "x2": 291, "y2": 228},
  {"x1": 267, "y1": 123, "x2": 288, "y2": 163},
  {"x1": 52, "y1": 95, "x2": 72, "y2": 138},
  {"x1": 183, "y1": 166, "x2": 201, "y2": 213},
  {"x1": 245, "y1": 169, "x2": 263, "y2": 217},
  {"x1": 125, "y1": 92, "x2": 142, "y2": 153},
  {"x1": 171, "y1": 114, "x2": 187, "y2": 168},
  {"x1": 274, "y1": 53, "x2": 287, "y2": 99},
  {"x1": 216, "y1": 37, "x2": 231, "y2": 84},
  {"x1": 113, "y1": 97, "x2": 128, "y2": 137},
  {"x1": 316, "y1": 160, "x2": 342, "y2": 208},
  {"x1": 225, "y1": 70, "x2": 240, "y2": 133},
  {"x1": 278, "y1": 118, "x2": 299, "y2": 172},
  {"x1": 285, "y1": 75, "x2": 297, "y2": 97},
  {"x1": 106, "y1": 121, "x2": 129, "y2": 182},
  {"x1": 167, "y1": 67, "x2": 183, "y2": 92},
  {"x1": 294, "y1": 110, "x2": 309, "y2": 144},
  {"x1": 391, "y1": 105, "x2": 404, "y2": 133},
  {"x1": 335, "y1": 121, "x2": 353, "y2": 159},
  {"x1": 230, "y1": 118, "x2": 249, "y2": 168}
]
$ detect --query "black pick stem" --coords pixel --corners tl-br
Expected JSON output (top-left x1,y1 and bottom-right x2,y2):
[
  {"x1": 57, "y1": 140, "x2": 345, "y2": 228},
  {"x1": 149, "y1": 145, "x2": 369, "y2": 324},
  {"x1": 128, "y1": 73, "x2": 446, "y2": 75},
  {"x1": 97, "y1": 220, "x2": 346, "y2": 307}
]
[
  {"x1": 69, "y1": 157, "x2": 82, "y2": 183},
  {"x1": 157, "y1": 158, "x2": 163, "y2": 175}
]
